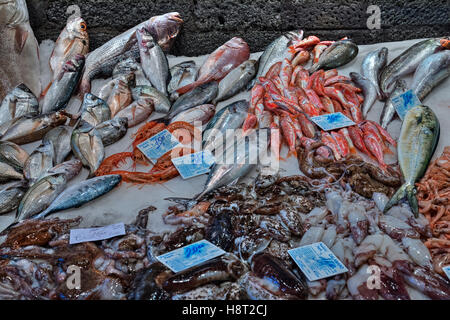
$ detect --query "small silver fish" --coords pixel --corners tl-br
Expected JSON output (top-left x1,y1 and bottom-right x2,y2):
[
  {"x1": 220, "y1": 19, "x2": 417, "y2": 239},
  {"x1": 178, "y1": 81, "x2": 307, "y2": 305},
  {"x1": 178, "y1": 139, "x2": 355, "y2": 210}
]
[
  {"x1": 71, "y1": 125, "x2": 105, "y2": 177},
  {"x1": 169, "y1": 82, "x2": 218, "y2": 119},
  {"x1": 95, "y1": 118, "x2": 128, "y2": 147},
  {"x1": 132, "y1": 85, "x2": 171, "y2": 114},
  {"x1": 168, "y1": 61, "x2": 197, "y2": 95},
  {"x1": 107, "y1": 79, "x2": 133, "y2": 117},
  {"x1": 42, "y1": 126, "x2": 73, "y2": 164},
  {"x1": 115, "y1": 98, "x2": 154, "y2": 128},
  {"x1": 38, "y1": 159, "x2": 83, "y2": 182},
  {"x1": 350, "y1": 72, "x2": 378, "y2": 118},
  {"x1": 361, "y1": 47, "x2": 388, "y2": 99},
  {"x1": 0, "y1": 141, "x2": 29, "y2": 172},
  {"x1": 380, "y1": 79, "x2": 408, "y2": 129},
  {"x1": 80, "y1": 93, "x2": 111, "y2": 127},
  {"x1": 23, "y1": 142, "x2": 55, "y2": 185},
  {"x1": 0, "y1": 83, "x2": 39, "y2": 127},
  {"x1": 0, "y1": 181, "x2": 27, "y2": 215},
  {"x1": 171, "y1": 104, "x2": 216, "y2": 127},
  {"x1": 310, "y1": 39, "x2": 359, "y2": 73}
]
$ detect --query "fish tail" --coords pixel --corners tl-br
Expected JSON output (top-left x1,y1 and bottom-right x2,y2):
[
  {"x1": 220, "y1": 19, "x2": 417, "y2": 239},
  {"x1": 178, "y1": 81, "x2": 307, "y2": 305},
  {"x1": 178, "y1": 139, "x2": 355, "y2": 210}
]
[
  {"x1": 383, "y1": 183, "x2": 409, "y2": 214},
  {"x1": 406, "y1": 185, "x2": 419, "y2": 218}
]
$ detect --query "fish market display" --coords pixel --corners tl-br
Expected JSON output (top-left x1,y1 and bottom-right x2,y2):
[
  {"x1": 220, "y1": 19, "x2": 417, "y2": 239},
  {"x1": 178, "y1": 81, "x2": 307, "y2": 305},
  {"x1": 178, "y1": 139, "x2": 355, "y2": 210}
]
[
  {"x1": 0, "y1": 0, "x2": 41, "y2": 100},
  {"x1": 384, "y1": 105, "x2": 440, "y2": 216},
  {"x1": 0, "y1": 84, "x2": 39, "y2": 128}
]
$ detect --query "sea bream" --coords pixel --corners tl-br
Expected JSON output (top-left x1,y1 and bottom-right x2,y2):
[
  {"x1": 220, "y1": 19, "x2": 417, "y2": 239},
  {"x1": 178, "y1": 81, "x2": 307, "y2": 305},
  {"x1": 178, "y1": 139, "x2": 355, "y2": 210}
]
[
  {"x1": 42, "y1": 126, "x2": 73, "y2": 165},
  {"x1": 71, "y1": 125, "x2": 105, "y2": 178},
  {"x1": 0, "y1": 84, "x2": 39, "y2": 128},
  {"x1": 168, "y1": 61, "x2": 197, "y2": 95},
  {"x1": 79, "y1": 93, "x2": 111, "y2": 127},
  {"x1": 0, "y1": 0, "x2": 41, "y2": 100},
  {"x1": 79, "y1": 12, "x2": 183, "y2": 95},
  {"x1": 0, "y1": 141, "x2": 28, "y2": 172}
]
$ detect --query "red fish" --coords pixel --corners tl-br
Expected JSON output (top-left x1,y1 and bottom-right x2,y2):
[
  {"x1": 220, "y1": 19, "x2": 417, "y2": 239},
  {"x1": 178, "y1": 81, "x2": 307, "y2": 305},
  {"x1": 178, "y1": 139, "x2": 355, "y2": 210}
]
[
  {"x1": 265, "y1": 62, "x2": 282, "y2": 79},
  {"x1": 176, "y1": 37, "x2": 250, "y2": 94},
  {"x1": 348, "y1": 125, "x2": 372, "y2": 158},
  {"x1": 331, "y1": 131, "x2": 350, "y2": 158},
  {"x1": 322, "y1": 131, "x2": 342, "y2": 161},
  {"x1": 281, "y1": 114, "x2": 297, "y2": 157}
]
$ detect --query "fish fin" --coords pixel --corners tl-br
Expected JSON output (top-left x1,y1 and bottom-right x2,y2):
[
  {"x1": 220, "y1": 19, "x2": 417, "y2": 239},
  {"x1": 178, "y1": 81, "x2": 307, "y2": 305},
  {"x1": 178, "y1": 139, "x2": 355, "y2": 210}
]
[
  {"x1": 383, "y1": 183, "x2": 409, "y2": 214},
  {"x1": 14, "y1": 26, "x2": 28, "y2": 54},
  {"x1": 124, "y1": 32, "x2": 138, "y2": 51},
  {"x1": 406, "y1": 185, "x2": 419, "y2": 218},
  {"x1": 40, "y1": 82, "x2": 53, "y2": 99}
]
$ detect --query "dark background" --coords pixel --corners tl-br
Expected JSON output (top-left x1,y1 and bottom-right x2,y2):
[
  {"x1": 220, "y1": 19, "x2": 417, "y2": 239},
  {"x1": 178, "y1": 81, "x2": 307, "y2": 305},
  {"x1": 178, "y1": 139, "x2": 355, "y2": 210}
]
[{"x1": 27, "y1": 0, "x2": 449, "y2": 56}]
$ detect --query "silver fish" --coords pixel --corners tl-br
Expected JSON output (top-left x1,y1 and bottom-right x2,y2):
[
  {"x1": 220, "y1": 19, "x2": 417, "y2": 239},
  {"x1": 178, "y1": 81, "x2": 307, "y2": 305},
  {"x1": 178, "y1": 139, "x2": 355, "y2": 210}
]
[
  {"x1": 384, "y1": 105, "x2": 440, "y2": 217},
  {"x1": 95, "y1": 118, "x2": 128, "y2": 147},
  {"x1": 168, "y1": 61, "x2": 197, "y2": 95},
  {"x1": 71, "y1": 126, "x2": 105, "y2": 177},
  {"x1": 380, "y1": 38, "x2": 449, "y2": 97},
  {"x1": 115, "y1": 98, "x2": 154, "y2": 128},
  {"x1": 35, "y1": 174, "x2": 122, "y2": 219},
  {"x1": 1, "y1": 111, "x2": 70, "y2": 145},
  {"x1": 195, "y1": 129, "x2": 269, "y2": 200},
  {"x1": 310, "y1": 39, "x2": 359, "y2": 73},
  {"x1": 361, "y1": 47, "x2": 388, "y2": 99},
  {"x1": 38, "y1": 159, "x2": 82, "y2": 182},
  {"x1": 380, "y1": 79, "x2": 408, "y2": 129},
  {"x1": 0, "y1": 141, "x2": 28, "y2": 172},
  {"x1": 80, "y1": 93, "x2": 111, "y2": 127},
  {"x1": 0, "y1": 83, "x2": 39, "y2": 127},
  {"x1": 40, "y1": 55, "x2": 85, "y2": 114},
  {"x1": 136, "y1": 28, "x2": 170, "y2": 96},
  {"x1": 0, "y1": 0, "x2": 41, "y2": 100},
  {"x1": 106, "y1": 79, "x2": 133, "y2": 117},
  {"x1": 132, "y1": 85, "x2": 171, "y2": 114},
  {"x1": 0, "y1": 181, "x2": 27, "y2": 215},
  {"x1": 79, "y1": 12, "x2": 183, "y2": 95},
  {"x1": 0, "y1": 162, "x2": 23, "y2": 183},
  {"x1": 16, "y1": 173, "x2": 67, "y2": 222},
  {"x1": 253, "y1": 31, "x2": 304, "y2": 86},
  {"x1": 23, "y1": 142, "x2": 54, "y2": 185},
  {"x1": 171, "y1": 104, "x2": 216, "y2": 127},
  {"x1": 203, "y1": 100, "x2": 249, "y2": 151},
  {"x1": 350, "y1": 72, "x2": 378, "y2": 118},
  {"x1": 42, "y1": 126, "x2": 73, "y2": 165},
  {"x1": 214, "y1": 60, "x2": 257, "y2": 104},
  {"x1": 412, "y1": 51, "x2": 450, "y2": 102},
  {"x1": 169, "y1": 82, "x2": 218, "y2": 119}
]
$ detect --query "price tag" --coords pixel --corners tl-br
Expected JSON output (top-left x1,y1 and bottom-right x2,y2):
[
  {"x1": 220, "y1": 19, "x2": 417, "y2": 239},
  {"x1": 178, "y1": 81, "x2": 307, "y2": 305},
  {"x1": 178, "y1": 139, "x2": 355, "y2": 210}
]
[
  {"x1": 156, "y1": 240, "x2": 226, "y2": 273},
  {"x1": 288, "y1": 242, "x2": 348, "y2": 282},
  {"x1": 392, "y1": 90, "x2": 422, "y2": 120},
  {"x1": 70, "y1": 223, "x2": 126, "y2": 245},
  {"x1": 172, "y1": 150, "x2": 216, "y2": 179},
  {"x1": 137, "y1": 129, "x2": 181, "y2": 163},
  {"x1": 443, "y1": 266, "x2": 450, "y2": 280},
  {"x1": 311, "y1": 113, "x2": 356, "y2": 131}
]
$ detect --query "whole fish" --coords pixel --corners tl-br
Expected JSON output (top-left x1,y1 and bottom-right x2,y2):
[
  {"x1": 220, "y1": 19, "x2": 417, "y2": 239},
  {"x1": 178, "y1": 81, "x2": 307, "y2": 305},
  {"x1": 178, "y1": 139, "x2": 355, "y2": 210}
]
[
  {"x1": 361, "y1": 47, "x2": 388, "y2": 99},
  {"x1": 1, "y1": 111, "x2": 70, "y2": 145},
  {"x1": 136, "y1": 28, "x2": 170, "y2": 96},
  {"x1": 171, "y1": 104, "x2": 216, "y2": 127},
  {"x1": 79, "y1": 12, "x2": 183, "y2": 95},
  {"x1": 213, "y1": 60, "x2": 257, "y2": 104},
  {"x1": 384, "y1": 105, "x2": 440, "y2": 217},
  {"x1": 40, "y1": 55, "x2": 85, "y2": 114},
  {"x1": 42, "y1": 126, "x2": 73, "y2": 164},
  {"x1": 15, "y1": 173, "x2": 67, "y2": 223},
  {"x1": 254, "y1": 31, "x2": 304, "y2": 85},
  {"x1": 412, "y1": 51, "x2": 450, "y2": 101},
  {"x1": 115, "y1": 98, "x2": 154, "y2": 128},
  {"x1": 132, "y1": 85, "x2": 171, "y2": 114},
  {"x1": 0, "y1": 162, "x2": 23, "y2": 183},
  {"x1": 168, "y1": 61, "x2": 197, "y2": 95},
  {"x1": 112, "y1": 56, "x2": 150, "y2": 87},
  {"x1": 23, "y1": 142, "x2": 54, "y2": 185},
  {"x1": 350, "y1": 72, "x2": 377, "y2": 118},
  {"x1": 380, "y1": 38, "x2": 450, "y2": 97},
  {"x1": 0, "y1": 83, "x2": 39, "y2": 127},
  {"x1": 169, "y1": 82, "x2": 218, "y2": 119},
  {"x1": 106, "y1": 79, "x2": 133, "y2": 117},
  {"x1": 80, "y1": 93, "x2": 111, "y2": 127},
  {"x1": 0, "y1": 141, "x2": 28, "y2": 172},
  {"x1": 95, "y1": 118, "x2": 128, "y2": 147},
  {"x1": 0, "y1": 181, "x2": 27, "y2": 215},
  {"x1": 195, "y1": 129, "x2": 269, "y2": 200},
  {"x1": 50, "y1": 16, "x2": 89, "y2": 80},
  {"x1": 380, "y1": 79, "x2": 408, "y2": 129},
  {"x1": 35, "y1": 174, "x2": 122, "y2": 219},
  {"x1": 310, "y1": 39, "x2": 359, "y2": 73},
  {"x1": 38, "y1": 159, "x2": 82, "y2": 182},
  {"x1": 71, "y1": 126, "x2": 105, "y2": 178},
  {"x1": 176, "y1": 37, "x2": 250, "y2": 95},
  {"x1": 0, "y1": 0, "x2": 41, "y2": 100},
  {"x1": 202, "y1": 100, "x2": 249, "y2": 151}
]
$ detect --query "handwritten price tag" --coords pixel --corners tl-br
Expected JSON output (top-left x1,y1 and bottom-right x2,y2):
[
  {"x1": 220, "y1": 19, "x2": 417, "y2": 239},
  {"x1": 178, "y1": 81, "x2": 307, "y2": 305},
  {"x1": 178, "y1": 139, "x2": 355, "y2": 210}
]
[
  {"x1": 392, "y1": 90, "x2": 422, "y2": 120},
  {"x1": 137, "y1": 129, "x2": 181, "y2": 163},
  {"x1": 156, "y1": 240, "x2": 226, "y2": 273},
  {"x1": 311, "y1": 113, "x2": 356, "y2": 131},
  {"x1": 69, "y1": 223, "x2": 126, "y2": 245},
  {"x1": 172, "y1": 150, "x2": 216, "y2": 179}
]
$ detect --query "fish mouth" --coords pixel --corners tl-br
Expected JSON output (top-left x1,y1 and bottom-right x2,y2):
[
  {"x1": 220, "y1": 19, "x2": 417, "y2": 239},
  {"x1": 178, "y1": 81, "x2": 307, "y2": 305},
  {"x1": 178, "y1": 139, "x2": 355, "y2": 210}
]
[{"x1": 167, "y1": 12, "x2": 183, "y2": 24}]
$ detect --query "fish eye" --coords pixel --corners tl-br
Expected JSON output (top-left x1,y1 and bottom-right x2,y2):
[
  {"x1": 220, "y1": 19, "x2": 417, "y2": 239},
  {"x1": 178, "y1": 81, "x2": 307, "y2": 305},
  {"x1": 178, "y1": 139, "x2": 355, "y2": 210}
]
[{"x1": 80, "y1": 22, "x2": 87, "y2": 30}]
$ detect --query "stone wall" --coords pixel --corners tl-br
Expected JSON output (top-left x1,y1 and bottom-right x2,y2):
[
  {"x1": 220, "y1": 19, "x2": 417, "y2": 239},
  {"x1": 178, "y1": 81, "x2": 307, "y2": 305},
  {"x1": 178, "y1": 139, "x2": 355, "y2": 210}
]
[{"x1": 27, "y1": 0, "x2": 449, "y2": 56}]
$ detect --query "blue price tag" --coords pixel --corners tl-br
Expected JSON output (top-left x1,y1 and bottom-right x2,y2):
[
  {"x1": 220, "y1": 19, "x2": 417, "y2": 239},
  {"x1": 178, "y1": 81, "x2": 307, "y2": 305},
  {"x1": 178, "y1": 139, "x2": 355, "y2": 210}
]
[
  {"x1": 156, "y1": 240, "x2": 226, "y2": 273},
  {"x1": 392, "y1": 90, "x2": 422, "y2": 120},
  {"x1": 137, "y1": 129, "x2": 181, "y2": 163},
  {"x1": 288, "y1": 242, "x2": 348, "y2": 282},
  {"x1": 311, "y1": 113, "x2": 356, "y2": 131},
  {"x1": 172, "y1": 150, "x2": 216, "y2": 179}
]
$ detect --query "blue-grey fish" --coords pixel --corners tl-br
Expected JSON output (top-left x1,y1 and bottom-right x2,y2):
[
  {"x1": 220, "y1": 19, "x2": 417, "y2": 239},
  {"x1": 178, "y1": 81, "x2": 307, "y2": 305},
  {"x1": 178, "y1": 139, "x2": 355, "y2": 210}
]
[
  {"x1": 95, "y1": 118, "x2": 128, "y2": 147},
  {"x1": 384, "y1": 105, "x2": 440, "y2": 217},
  {"x1": 361, "y1": 47, "x2": 388, "y2": 99},
  {"x1": 169, "y1": 81, "x2": 218, "y2": 119},
  {"x1": 35, "y1": 174, "x2": 122, "y2": 219}
]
